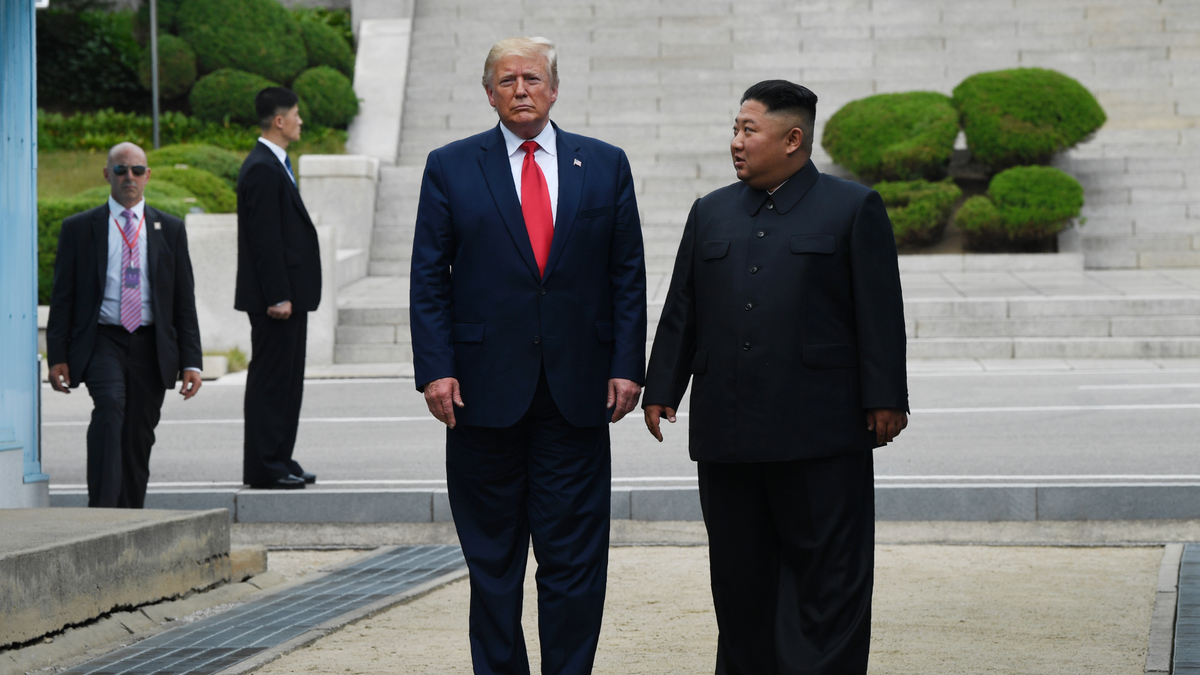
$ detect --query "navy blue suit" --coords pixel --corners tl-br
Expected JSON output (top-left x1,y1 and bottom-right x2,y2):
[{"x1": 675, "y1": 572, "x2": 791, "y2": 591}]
[{"x1": 410, "y1": 123, "x2": 646, "y2": 675}]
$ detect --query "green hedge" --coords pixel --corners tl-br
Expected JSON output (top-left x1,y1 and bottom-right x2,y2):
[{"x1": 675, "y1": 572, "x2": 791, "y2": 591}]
[
  {"x1": 292, "y1": 66, "x2": 358, "y2": 128},
  {"x1": 138, "y1": 33, "x2": 197, "y2": 100},
  {"x1": 952, "y1": 68, "x2": 1106, "y2": 170},
  {"x1": 37, "y1": 10, "x2": 146, "y2": 111},
  {"x1": 150, "y1": 166, "x2": 237, "y2": 213},
  {"x1": 189, "y1": 69, "x2": 280, "y2": 125},
  {"x1": 955, "y1": 166, "x2": 1084, "y2": 247},
  {"x1": 298, "y1": 18, "x2": 354, "y2": 78},
  {"x1": 74, "y1": 181, "x2": 197, "y2": 205},
  {"x1": 875, "y1": 178, "x2": 962, "y2": 246},
  {"x1": 821, "y1": 91, "x2": 959, "y2": 183},
  {"x1": 178, "y1": 0, "x2": 307, "y2": 84},
  {"x1": 147, "y1": 143, "x2": 243, "y2": 186}
]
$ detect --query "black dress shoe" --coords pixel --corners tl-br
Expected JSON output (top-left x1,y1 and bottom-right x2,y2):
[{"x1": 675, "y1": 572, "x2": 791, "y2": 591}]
[
  {"x1": 300, "y1": 472, "x2": 317, "y2": 484},
  {"x1": 250, "y1": 475, "x2": 306, "y2": 490}
]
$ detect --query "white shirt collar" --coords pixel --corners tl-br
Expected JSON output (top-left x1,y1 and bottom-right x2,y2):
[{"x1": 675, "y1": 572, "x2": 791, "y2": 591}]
[
  {"x1": 108, "y1": 196, "x2": 146, "y2": 222},
  {"x1": 500, "y1": 122, "x2": 557, "y2": 159},
  {"x1": 258, "y1": 137, "x2": 290, "y2": 167}
]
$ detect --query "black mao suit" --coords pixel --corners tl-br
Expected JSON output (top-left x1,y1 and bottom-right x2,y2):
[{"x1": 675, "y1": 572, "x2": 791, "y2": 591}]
[
  {"x1": 46, "y1": 204, "x2": 202, "y2": 507},
  {"x1": 644, "y1": 160, "x2": 908, "y2": 674},
  {"x1": 235, "y1": 141, "x2": 322, "y2": 485}
]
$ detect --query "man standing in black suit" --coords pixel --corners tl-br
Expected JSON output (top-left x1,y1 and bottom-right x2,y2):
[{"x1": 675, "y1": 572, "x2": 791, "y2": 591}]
[
  {"x1": 47, "y1": 141, "x2": 203, "y2": 508},
  {"x1": 235, "y1": 87, "x2": 321, "y2": 490},
  {"x1": 643, "y1": 80, "x2": 909, "y2": 674}
]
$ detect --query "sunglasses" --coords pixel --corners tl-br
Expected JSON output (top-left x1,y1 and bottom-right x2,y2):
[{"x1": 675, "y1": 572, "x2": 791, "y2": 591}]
[{"x1": 112, "y1": 165, "x2": 147, "y2": 176}]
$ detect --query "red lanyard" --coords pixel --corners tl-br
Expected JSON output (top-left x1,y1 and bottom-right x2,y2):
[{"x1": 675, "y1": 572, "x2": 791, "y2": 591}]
[{"x1": 113, "y1": 211, "x2": 146, "y2": 252}]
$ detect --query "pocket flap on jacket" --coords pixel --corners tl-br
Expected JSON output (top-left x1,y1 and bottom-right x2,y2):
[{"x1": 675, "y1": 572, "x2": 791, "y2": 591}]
[
  {"x1": 577, "y1": 205, "x2": 614, "y2": 220},
  {"x1": 452, "y1": 322, "x2": 485, "y2": 343},
  {"x1": 690, "y1": 349, "x2": 708, "y2": 374},
  {"x1": 700, "y1": 240, "x2": 731, "y2": 260},
  {"x1": 596, "y1": 321, "x2": 614, "y2": 342},
  {"x1": 802, "y1": 343, "x2": 858, "y2": 369},
  {"x1": 790, "y1": 235, "x2": 836, "y2": 254}
]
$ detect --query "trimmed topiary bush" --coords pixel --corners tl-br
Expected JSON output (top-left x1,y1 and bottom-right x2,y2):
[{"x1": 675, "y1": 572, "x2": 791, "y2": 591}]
[
  {"x1": 189, "y1": 69, "x2": 279, "y2": 125},
  {"x1": 178, "y1": 0, "x2": 307, "y2": 84},
  {"x1": 151, "y1": 166, "x2": 237, "y2": 213},
  {"x1": 875, "y1": 178, "x2": 963, "y2": 247},
  {"x1": 956, "y1": 166, "x2": 1084, "y2": 248},
  {"x1": 952, "y1": 67, "x2": 1106, "y2": 171},
  {"x1": 292, "y1": 66, "x2": 358, "y2": 128},
  {"x1": 148, "y1": 143, "x2": 243, "y2": 187},
  {"x1": 298, "y1": 19, "x2": 354, "y2": 78},
  {"x1": 821, "y1": 91, "x2": 959, "y2": 183},
  {"x1": 74, "y1": 180, "x2": 197, "y2": 207},
  {"x1": 138, "y1": 33, "x2": 197, "y2": 100}
]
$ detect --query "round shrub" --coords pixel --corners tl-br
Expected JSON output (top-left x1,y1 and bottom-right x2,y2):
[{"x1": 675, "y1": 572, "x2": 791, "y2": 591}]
[
  {"x1": 299, "y1": 19, "x2": 354, "y2": 78},
  {"x1": 952, "y1": 68, "x2": 1107, "y2": 171},
  {"x1": 151, "y1": 167, "x2": 237, "y2": 213},
  {"x1": 138, "y1": 34, "x2": 197, "y2": 100},
  {"x1": 189, "y1": 69, "x2": 279, "y2": 125},
  {"x1": 956, "y1": 166, "x2": 1084, "y2": 247},
  {"x1": 178, "y1": 0, "x2": 307, "y2": 84},
  {"x1": 821, "y1": 91, "x2": 959, "y2": 183},
  {"x1": 952, "y1": 195, "x2": 1003, "y2": 239},
  {"x1": 874, "y1": 178, "x2": 963, "y2": 247},
  {"x1": 148, "y1": 143, "x2": 243, "y2": 187},
  {"x1": 292, "y1": 66, "x2": 358, "y2": 128}
]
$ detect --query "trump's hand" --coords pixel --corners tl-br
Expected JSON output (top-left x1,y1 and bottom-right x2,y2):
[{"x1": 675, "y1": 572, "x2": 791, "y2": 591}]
[
  {"x1": 179, "y1": 370, "x2": 202, "y2": 400},
  {"x1": 49, "y1": 363, "x2": 71, "y2": 393},
  {"x1": 644, "y1": 404, "x2": 676, "y2": 442},
  {"x1": 866, "y1": 408, "x2": 907, "y2": 445},
  {"x1": 424, "y1": 377, "x2": 465, "y2": 428},
  {"x1": 608, "y1": 378, "x2": 641, "y2": 423}
]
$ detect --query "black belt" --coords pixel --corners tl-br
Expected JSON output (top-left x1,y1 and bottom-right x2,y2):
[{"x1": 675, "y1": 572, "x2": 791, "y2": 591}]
[{"x1": 98, "y1": 323, "x2": 155, "y2": 335}]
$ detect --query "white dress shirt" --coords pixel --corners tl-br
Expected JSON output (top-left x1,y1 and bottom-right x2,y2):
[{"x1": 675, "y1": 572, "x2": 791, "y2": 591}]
[
  {"x1": 99, "y1": 197, "x2": 153, "y2": 326},
  {"x1": 500, "y1": 122, "x2": 559, "y2": 225},
  {"x1": 258, "y1": 137, "x2": 296, "y2": 185}
]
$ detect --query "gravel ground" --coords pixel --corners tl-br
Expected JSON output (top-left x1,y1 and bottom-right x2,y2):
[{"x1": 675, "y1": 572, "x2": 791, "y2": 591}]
[{"x1": 257, "y1": 545, "x2": 1161, "y2": 675}]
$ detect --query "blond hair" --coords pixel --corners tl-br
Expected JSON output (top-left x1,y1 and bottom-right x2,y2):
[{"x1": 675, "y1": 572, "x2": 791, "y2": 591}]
[{"x1": 482, "y1": 37, "x2": 558, "y2": 90}]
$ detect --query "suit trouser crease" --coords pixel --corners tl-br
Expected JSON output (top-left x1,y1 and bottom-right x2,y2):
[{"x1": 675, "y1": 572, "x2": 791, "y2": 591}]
[
  {"x1": 446, "y1": 372, "x2": 611, "y2": 675},
  {"x1": 243, "y1": 311, "x2": 308, "y2": 484},
  {"x1": 85, "y1": 326, "x2": 166, "y2": 508},
  {"x1": 700, "y1": 451, "x2": 875, "y2": 675}
]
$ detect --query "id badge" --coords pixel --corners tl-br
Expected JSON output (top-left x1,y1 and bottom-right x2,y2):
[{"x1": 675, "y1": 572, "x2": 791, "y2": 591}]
[{"x1": 123, "y1": 266, "x2": 141, "y2": 289}]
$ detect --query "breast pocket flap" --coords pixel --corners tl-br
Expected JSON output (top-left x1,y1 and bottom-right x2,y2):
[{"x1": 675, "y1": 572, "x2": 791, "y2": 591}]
[
  {"x1": 790, "y1": 235, "x2": 836, "y2": 255},
  {"x1": 700, "y1": 240, "x2": 731, "y2": 260},
  {"x1": 452, "y1": 322, "x2": 485, "y2": 343}
]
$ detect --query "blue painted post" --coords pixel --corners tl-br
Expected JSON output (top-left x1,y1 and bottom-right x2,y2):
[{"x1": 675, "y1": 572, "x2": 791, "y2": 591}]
[{"x1": 0, "y1": 0, "x2": 50, "y2": 508}]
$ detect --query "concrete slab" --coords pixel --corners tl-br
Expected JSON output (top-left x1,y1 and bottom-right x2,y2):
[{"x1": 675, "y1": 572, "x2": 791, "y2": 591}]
[{"x1": 236, "y1": 489, "x2": 433, "y2": 523}]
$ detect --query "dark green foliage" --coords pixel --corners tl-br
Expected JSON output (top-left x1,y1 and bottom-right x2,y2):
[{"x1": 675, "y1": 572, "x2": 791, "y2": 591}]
[
  {"x1": 134, "y1": 0, "x2": 187, "y2": 36},
  {"x1": 150, "y1": 167, "x2": 237, "y2": 213},
  {"x1": 38, "y1": 108, "x2": 263, "y2": 152},
  {"x1": 147, "y1": 144, "x2": 243, "y2": 186},
  {"x1": 138, "y1": 34, "x2": 197, "y2": 100},
  {"x1": 37, "y1": 10, "x2": 147, "y2": 111},
  {"x1": 37, "y1": 196, "x2": 191, "y2": 304},
  {"x1": 74, "y1": 181, "x2": 197, "y2": 205},
  {"x1": 298, "y1": 18, "x2": 355, "y2": 78},
  {"x1": 292, "y1": 67, "x2": 359, "y2": 128},
  {"x1": 189, "y1": 69, "x2": 280, "y2": 125},
  {"x1": 956, "y1": 166, "x2": 1084, "y2": 246},
  {"x1": 178, "y1": 0, "x2": 307, "y2": 84},
  {"x1": 952, "y1": 68, "x2": 1107, "y2": 171},
  {"x1": 952, "y1": 195, "x2": 1003, "y2": 238},
  {"x1": 292, "y1": 7, "x2": 354, "y2": 51},
  {"x1": 821, "y1": 92, "x2": 959, "y2": 183},
  {"x1": 875, "y1": 179, "x2": 963, "y2": 246}
]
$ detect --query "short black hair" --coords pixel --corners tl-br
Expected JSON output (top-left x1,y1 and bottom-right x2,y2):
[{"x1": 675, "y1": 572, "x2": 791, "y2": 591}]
[
  {"x1": 255, "y1": 87, "x2": 299, "y2": 130},
  {"x1": 741, "y1": 80, "x2": 818, "y2": 152}
]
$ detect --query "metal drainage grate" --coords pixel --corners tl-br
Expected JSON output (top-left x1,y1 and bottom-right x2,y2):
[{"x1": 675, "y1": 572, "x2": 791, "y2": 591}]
[
  {"x1": 64, "y1": 545, "x2": 466, "y2": 675},
  {"x1": 1178, "y1": 544, "x2": 1200, "y2": 674}
]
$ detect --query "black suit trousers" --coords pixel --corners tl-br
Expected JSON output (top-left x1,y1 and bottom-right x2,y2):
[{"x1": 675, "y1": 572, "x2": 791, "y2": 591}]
[
  {"x1": 446, "y1": 370, "x2": 611, "y2": 675},
  {"x1": 699, "y1": 451, "x2": 875, "y2": 675},
  {"x1": 84, "y1": 325, "x2": 167, "y2": 508},
  {"x1": 243, "y1": 311, "x2": 307, "y2": 484}
]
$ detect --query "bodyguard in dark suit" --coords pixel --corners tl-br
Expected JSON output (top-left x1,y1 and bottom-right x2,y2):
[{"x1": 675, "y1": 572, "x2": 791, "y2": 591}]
[
  {"x1": 644, "y1": 81, "x2": 909, "y2": 675},
  {"x1": 410, "y1": 37, "x2": 646, "y2": 675},
  {"x1": 235, "y1": 87, "x2": 321, "y2": 490},
  {"x1": 47, "y1": 141, "x2": 203, "y2": 508}
]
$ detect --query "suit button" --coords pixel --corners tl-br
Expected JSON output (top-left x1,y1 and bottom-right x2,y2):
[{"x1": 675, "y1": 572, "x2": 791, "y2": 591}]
[
  {"x1": 539, "y1": 288, "x2": 546, "y2": 296},
  {"x1": 742, "y1": 342, "x2": 751, "y2": 350},
  {"x1": 750, "y1": 266, "x2": 759, "y2": 274},
  {"x1": 756, "y1": 231, "x2": 765, "y2": 238},
  {"x1": 534, "y1": 336, "x2": 541, "y2": 344},
  {"x1": 744, "y1": 303, "x2": 753, "y2": 310}
]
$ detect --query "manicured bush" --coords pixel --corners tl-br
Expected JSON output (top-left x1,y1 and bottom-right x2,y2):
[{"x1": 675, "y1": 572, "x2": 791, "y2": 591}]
[
  {"x1": 178, "y1": 0, "x2": 307, "y2": 84},
  {"x1": 74, "y1": 180, "x2": 197, "y2": 206},
  {"x1": 37, "y1": 10, "x2": 146, "y2": 111},
  {"x1": 292, "y1": 67, "x2": 359, "y2": 128},
  {"x1": 137, "y1": 33, "x2": 197, "y2": 100},
  {"x1": 955, "y1": 166, "x2": 1084, "y2": 247},
  {"x1": 189, "y1": 69, "x2": 280, "y2": 125},
  {"x1": 821, "y1": 92, "x2": 959, "y2": 183},
  {"x1": 38, "y1": 108, "x2": 262, "y2": 152},
  {"x1": 298, "y1": 18, "x2": 355, "y2": 78},
  {"x1": 292, "y1": 7, "x2": 353, "y2": 51},
  {"x1": 151, "y1": 166, "x2": 237, "y2": 213},
  {"x1": 147, "y1": 143, "x2": 244, "y2": 186},
  {"x1": 952, "y1": 195, "x2": 1002, "y2": 240},
  {"x1": 952, "y1": 68, "x2": 1107, "y2": 171},
  {"x1": 875, "y1": 178, "x2": 963, "y2": 247}
]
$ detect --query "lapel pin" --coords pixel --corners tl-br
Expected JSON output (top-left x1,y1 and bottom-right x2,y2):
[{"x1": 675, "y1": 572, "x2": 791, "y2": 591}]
[
  {"x1": 154, "y1": 222, "x2": 162, "y2": 230},
  {"x1": 574, "y1": 159, "x2": 582, "y2": 167}
]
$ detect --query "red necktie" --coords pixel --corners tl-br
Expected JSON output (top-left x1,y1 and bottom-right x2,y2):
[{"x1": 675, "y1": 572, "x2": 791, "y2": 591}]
[{"x1": 520, "y1": 140, "x2": 554, "y2": 277}]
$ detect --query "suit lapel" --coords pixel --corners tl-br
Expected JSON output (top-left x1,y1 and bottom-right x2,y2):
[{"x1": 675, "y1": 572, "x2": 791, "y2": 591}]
[
  {"x1": 145, "y1": 207, "x2": 163, "y2": 286},
  {"x1": 479, "y1": 125, "x2": 541, "y2": 280},
  {"x1": 93, "y1": 206, "x2": 109, "y2": 291},
  {"x1": 542, "y1": 126, "x2": 583, "y2": 283}
]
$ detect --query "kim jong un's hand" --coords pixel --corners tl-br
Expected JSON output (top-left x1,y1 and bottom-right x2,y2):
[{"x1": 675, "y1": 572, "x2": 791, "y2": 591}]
[
  {"x1": 608, "y1": 378, "x2": 641, "y2": 423},
  {"x1": 643, "y1": 404, "x2": 677, "y2": 442},
  {"x1": 866, "y1": 408, "x2": 908, "y2": 445}
]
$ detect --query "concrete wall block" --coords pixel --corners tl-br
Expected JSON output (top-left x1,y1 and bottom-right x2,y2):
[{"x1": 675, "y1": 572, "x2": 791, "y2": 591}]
[
  {"x1": 336, "y1": 325, "x2": 398, "y2": 344},
  {"x1": 236, "y1": 489, "x2": 432, "y2": 523},
  {"x1": 1133, "y1": 220, "x2": 1200, "y2": 237},
  {"x1": 962, "y1": 253, "x2": 1085, "y2": 272},
  {"x1": 334, "y1": 343, "x2": 412, "y2": 364},
  {"x1": 907, "y1": 338, "x2": 1014, "y2": 359},
  {"x1": 369, "y1": 260, "x2": 409, "y2": 276},
  {"x1": 1084, "y1": 249, "x2": 1139, "y2": 269},
  {"x1": 875, "y1": 486, "x2": 1036, "y2": 521},
  {"x1": 184, "y1": 215, "x2": 250, "y2": 355},
  {"x1": 1080, "y1": 171, "x2": 1184, "y2": 189},
  {"x1": 1037, "y1": 485, "x2": 1200, "y2": 520},
  {"x1": 143, "y1": 491, "x2": 237, "y2": 517},
  {"x1": 1083, "y1": 235, "x2": 1193, "y2": 251},
  {"x1": 1132, "y1": 188, "x2": 1200, "y2": 204},
  {"x1": 432, "y1": 489, "x2": 453, "y2": 522},
  {"x1": 915, "y1": 317, "x2": 1110, "y2": 338},
  {"x1": 629, "y1": 487, "x2": 703, "y2": 521},
  {"x1": 1076, "y1": 218, "x2": 1134, "y2": 236},
  {"x1": 1009, "y1": 296, "x2": 1200, "y2": 317},
  {"x1": 1088, "y1": 203, "x2": 1187, "y2": 220},
  {"x1": 1111, "y1": 317, "x2": 1200, "y2": 337},
  {"x1": 903, "y1": 298, "x2": 1009, "y2": 318},
  {"x1": 611, "y1": 488, "x2": 632, "y2": 520},
  {"x1": 1014, "y1": 337, "x2": 1200, "y2": 359},
  {"x1": 1138, "y1": 250, "x2": 1200, "y2": 268}
]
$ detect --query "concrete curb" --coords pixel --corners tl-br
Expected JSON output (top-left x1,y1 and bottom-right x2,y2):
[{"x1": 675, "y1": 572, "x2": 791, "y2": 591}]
[{"x1": 1146, "y1": 543, "x2": 1182, "y2": 674}]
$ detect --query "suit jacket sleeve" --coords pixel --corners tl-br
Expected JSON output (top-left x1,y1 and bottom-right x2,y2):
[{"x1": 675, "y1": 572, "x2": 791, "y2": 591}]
[
  {"x1": 643, "y1": 199, "x2": 699, "y2": 409},
  {"x1": 850, "y1": 190, "x2": 909, "y2": 411},
  {"x1": 240, "y1": 162, "x2": 292, "y2": 305},
  {"x1": 170, "y1": 217, "x2": 203, "y2": 370},
  {"x1": 46, "y1": 217, "x2": 79, "y2": 367},
  {"x1": 607, "y1": 149, "x2": 648, "y2": 384},
  {"x1": 409, "y1": 150, "x2": 457, "y2": 391}
]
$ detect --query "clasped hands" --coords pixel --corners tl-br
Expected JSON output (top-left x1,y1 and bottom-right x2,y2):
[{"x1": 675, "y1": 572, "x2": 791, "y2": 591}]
[
  {"x1": 423, "y1": 377, "x2": 642, "y2": 429},
  {"x1": 644, "y1": 405, "x2": 908, "y2": 446}
]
